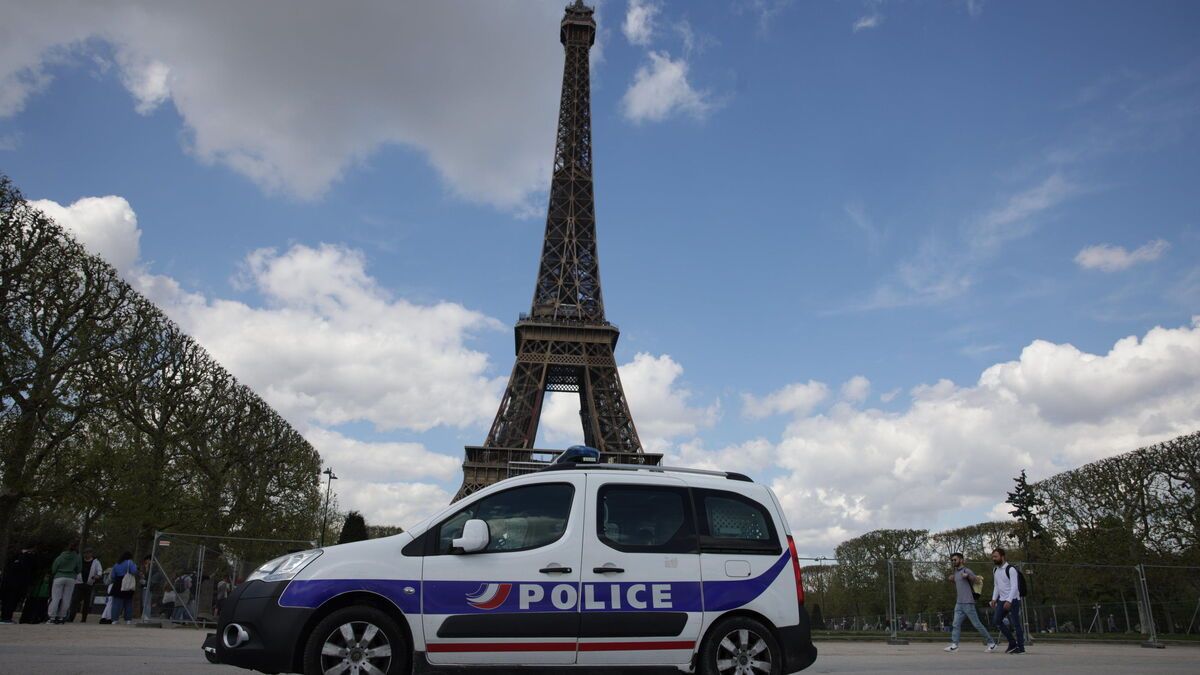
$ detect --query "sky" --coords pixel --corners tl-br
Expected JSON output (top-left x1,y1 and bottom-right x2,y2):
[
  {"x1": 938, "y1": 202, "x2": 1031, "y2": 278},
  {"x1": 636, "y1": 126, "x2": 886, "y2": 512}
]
[{"x1": 2, "y1": 0, "x2": 1199, "y2": 555}]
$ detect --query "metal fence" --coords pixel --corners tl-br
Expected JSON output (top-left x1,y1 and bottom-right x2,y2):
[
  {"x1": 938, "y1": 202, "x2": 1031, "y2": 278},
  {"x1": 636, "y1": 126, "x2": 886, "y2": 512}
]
[
  {"x1": 801, "y1": 557, "x2": 1200, "y2": 646},
  {"x1": 140, "y1": 531, "x2": 315, "y2": 626}
]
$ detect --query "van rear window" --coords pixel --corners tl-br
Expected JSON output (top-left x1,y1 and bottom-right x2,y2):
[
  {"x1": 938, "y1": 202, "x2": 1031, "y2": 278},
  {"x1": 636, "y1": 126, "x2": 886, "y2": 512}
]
[{"x1": 693, "y1": 489, "x2": 781, "y2": 555}]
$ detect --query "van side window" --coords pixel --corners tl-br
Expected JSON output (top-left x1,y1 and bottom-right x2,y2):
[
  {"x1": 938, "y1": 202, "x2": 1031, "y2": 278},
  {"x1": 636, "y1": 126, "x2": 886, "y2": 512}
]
[
  {"x1": 693, "y1": 489, "x2": 781, "y2": 555},
  {"x1": 597, "y1": 484, "x2": 697, "y2": 554},
  {"x1": 436, "y1": 483, "x2": 574, "y2": 554}
]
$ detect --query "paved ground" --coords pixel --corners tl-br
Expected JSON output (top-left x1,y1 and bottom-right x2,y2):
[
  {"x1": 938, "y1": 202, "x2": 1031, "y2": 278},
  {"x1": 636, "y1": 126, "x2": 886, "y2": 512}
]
[{"x1": 1, "y1": 621, "x2": 1196, "y2": 674}]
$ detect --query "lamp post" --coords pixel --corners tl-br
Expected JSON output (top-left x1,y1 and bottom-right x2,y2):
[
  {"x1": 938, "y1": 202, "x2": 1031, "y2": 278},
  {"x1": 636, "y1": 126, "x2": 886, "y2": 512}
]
[{"x1": 319, "y1": 467, "x2": 338, "y2": 546}]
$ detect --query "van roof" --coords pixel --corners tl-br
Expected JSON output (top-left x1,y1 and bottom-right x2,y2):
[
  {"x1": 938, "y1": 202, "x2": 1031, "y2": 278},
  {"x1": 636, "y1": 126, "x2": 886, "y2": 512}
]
[{"x1": 541, "y1": 461, "x2": 753, "y2": 483}]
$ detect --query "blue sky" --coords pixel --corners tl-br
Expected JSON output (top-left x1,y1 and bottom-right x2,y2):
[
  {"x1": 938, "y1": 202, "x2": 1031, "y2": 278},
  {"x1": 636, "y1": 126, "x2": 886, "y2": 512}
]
[{"x1": 2, "y1": 0, "x2": 1198, "y2": 554}]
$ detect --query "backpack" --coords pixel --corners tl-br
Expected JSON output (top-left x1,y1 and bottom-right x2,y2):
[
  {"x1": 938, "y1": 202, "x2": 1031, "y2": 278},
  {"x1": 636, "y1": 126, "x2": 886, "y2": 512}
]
[{"x1": 1005, "y1": 564, "x2": 1028, "y2": 598}]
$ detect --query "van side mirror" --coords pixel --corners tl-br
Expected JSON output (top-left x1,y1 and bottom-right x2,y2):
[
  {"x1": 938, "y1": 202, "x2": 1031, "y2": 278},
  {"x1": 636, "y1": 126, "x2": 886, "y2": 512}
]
[{"x1": 452, "y1": 519, "x2": 490, "y2": 553}]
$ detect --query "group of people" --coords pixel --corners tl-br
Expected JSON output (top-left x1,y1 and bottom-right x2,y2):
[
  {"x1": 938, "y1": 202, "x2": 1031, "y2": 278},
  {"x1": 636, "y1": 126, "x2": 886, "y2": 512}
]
[
  {"x1": 0, "y1": 542, "x2": 144, "y2": 625},
  {"x1": 944, "y1": 547, "x2": 1026, "y2": 655}
]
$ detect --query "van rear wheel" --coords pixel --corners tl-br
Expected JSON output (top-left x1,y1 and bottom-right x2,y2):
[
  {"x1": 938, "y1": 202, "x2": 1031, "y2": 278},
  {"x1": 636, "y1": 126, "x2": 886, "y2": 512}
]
[
  {"x1": 302, "y1": 605, "x2": 408, "y2": 675},
  {"x1": 698, "y1": 616, "x2": 782, "y2": 675}
]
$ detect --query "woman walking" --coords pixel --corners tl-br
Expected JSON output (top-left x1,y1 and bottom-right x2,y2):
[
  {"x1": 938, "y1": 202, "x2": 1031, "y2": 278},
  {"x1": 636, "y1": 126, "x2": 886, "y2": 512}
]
[{"x1": 109, "y1": 552, "x2": 139, "y2": 625}]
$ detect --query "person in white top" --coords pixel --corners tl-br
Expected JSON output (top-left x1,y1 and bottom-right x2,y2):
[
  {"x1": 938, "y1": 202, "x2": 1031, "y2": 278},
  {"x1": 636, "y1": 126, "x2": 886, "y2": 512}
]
[{"x1": 990, "y1": 547, "x2": 1025, "y2": 654}]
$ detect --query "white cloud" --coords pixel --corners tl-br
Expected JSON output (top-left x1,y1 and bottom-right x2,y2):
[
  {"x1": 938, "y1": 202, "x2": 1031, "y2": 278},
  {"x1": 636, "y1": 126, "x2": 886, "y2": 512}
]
[
  {"x1": 540, "y1": 352, "x2": 718, "y2": 454},
  {"x1": 0, "y1": 1, "x2": 569, "y2": 210},
  {"x1": 334, "y1": 480, "x2": 454, "y2": 529},
  {"x1": 1075, "y1": 239, "x2": 1170, "y2": 272},
  {"x1": 968, "y1": 173, "x2": 1076, "y2": 254},
  {"x1": 725, "y1": 318, "x2": 1200, "y2": 554},
  {"x1": 854, "y1": 173, "x2": 1077, "y2": 310},
  {"x1": 140, "y1": 243, "x2": 503, "y2": 433},
  {"x1": 853, "y1": 14, "x2": 883, "y2": 32},
  {"x1": 742, "y1": 380, "x2": 829, "y2": 419},
  {"x1": 840, "y1": 375, "x2": 871, "y2": 404},
  {"x1": 622, "y1": 51, "x2": 712, "y2": 124},
  {"x1": 623, "y1": 0, "x2": 660, "y2": 46},
  {"x1": 304, "y1": 427, "x2": 460, "y2": 484},
  {"x1": 31, "y1": 196, "x2": 141, "y2": 274}
]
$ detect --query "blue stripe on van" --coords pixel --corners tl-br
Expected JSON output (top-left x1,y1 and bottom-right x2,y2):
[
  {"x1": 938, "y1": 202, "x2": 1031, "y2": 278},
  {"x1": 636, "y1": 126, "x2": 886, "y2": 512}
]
[
  {"x1": 702, "y1": 551, "x2": 791, "y2": 612},
  {"x1": 277, "y1": 552, "x2": 789, "y2": 615}
]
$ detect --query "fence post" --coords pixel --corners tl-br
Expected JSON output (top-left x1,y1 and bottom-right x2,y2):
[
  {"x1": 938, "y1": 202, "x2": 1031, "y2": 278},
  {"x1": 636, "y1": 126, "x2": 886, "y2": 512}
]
[
  {"x1": 886, "y1": 558, "x2": 908, "y2": 645},
  {"x1": 1137, "y1": 564, "x2": 1164, "y2": 649},
  {"x1": 139, "y1": 531, "x2": 161, "y2": 626}
]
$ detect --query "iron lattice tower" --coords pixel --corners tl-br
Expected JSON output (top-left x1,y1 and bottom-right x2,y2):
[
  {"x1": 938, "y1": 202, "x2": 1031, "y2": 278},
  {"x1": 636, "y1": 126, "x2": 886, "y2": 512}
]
[{"x1": 456, "y1": 1, "x2": 660, "y2": 500}]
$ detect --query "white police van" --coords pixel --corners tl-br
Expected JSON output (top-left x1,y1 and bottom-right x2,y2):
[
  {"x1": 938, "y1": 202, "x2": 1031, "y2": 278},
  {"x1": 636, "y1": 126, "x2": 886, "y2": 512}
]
[{"x1": 205, "y1": 450, "x2": 817, "y2": 674}]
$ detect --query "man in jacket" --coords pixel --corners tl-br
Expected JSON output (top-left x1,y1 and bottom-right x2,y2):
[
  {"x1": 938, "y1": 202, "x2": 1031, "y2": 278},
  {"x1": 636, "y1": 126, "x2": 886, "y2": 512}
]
[{"x1": 990, "y1": 547, "x2": 1025, "y2": 654}]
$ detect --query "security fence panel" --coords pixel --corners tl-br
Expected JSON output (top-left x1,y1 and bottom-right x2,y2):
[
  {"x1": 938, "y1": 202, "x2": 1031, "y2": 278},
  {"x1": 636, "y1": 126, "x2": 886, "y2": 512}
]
[
  {"x1": 1017, "y1": 561, "x2": 1144, "y2": 638},
  {"x1": 145, "y1": 531, "x2": 315, "y2": 626},
  {"x1": 800, "y1": 558, "x2": 892, "y2": 636},
  {"x1": 1141, "y1": 564, "x2": 1200, "y2": 638}
]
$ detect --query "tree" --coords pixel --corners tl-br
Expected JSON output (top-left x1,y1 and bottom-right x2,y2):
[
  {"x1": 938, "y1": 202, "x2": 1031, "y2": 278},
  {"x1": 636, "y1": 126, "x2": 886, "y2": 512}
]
[
  {"x1": 0, "y1": 179, "x2": 146, "y2": 562},
  {"x1": 1007, "y1": 469, "x2": 1046, "y2": 553},
  {"x1": 338, "y1": 511, "x2": 369, "y2": 544}
]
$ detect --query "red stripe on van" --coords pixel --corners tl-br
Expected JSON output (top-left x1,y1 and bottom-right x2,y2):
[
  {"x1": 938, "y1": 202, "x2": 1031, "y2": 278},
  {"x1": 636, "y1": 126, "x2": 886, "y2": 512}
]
[{"x1": 425, "y1": 640, "x2": 695, "y2": 653}]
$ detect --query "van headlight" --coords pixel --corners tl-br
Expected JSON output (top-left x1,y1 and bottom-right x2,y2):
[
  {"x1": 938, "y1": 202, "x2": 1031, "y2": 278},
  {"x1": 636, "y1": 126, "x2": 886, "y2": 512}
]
[{"x1": 246, "y1": 550, "x2": 322, "y2": 583}]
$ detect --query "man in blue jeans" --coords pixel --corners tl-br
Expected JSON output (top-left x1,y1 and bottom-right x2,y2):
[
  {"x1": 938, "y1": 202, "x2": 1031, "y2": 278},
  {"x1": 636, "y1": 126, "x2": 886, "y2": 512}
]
[
  {"x1": 943, "y1": 552, "x2": 997, "y2": 652},
  {"x1": 990, "y1": 547, "x2": 1025, "y2": 654}
]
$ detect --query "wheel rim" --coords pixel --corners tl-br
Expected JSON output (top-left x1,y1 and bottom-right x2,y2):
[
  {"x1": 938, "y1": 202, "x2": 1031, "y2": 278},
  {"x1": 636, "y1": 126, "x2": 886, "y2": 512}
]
[
  {"x1": 715, "y1": 627, "x2": 772, "y2": 674},
  {"x1": 319, "y1": 620, "x2": 392, "y2": 675}
]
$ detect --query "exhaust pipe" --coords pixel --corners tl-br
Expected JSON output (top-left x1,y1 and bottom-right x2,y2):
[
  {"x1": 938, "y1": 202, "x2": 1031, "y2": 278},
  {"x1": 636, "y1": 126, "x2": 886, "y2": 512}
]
[{"x1": 223, "y1": 623, "x2": 250, "y2": 649}]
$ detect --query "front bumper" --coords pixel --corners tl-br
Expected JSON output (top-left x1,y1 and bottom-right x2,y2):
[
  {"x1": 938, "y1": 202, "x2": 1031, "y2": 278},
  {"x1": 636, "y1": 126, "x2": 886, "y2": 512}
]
[
  {"x1": 204, "y1": 580, "x2": 313, "y2": 674},
  {"x1": 779, "y1": 606, "x2": 818, "y2": 673}
]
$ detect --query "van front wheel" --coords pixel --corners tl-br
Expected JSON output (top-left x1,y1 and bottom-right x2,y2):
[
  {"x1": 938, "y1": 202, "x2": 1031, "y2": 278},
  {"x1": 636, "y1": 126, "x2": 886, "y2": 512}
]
[
  {"x1": 698, "y1": 616, "x2": 783, "y2": 675},
  {"x1": 302, "y1": 605, "x2": 408, "y2": 675}
]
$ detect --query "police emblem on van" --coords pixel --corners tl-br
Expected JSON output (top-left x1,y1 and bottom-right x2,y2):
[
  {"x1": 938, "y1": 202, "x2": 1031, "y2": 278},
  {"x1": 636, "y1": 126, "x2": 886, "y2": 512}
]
[{"x1": 465, "y1": 583, "x2": 512, "y2": 610}]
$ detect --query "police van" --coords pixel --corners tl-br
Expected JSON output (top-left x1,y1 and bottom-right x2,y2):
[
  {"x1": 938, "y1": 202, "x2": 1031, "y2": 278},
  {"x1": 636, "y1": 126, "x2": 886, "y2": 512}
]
[{"x1": 204, "y1": 451, "x2": 818, "y2": 674}]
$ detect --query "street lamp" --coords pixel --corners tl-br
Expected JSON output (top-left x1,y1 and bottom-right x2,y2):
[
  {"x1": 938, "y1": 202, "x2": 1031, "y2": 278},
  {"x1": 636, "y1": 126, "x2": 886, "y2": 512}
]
[{"x1": 319, "y1": 467, "x2": 338, "y2": 546}]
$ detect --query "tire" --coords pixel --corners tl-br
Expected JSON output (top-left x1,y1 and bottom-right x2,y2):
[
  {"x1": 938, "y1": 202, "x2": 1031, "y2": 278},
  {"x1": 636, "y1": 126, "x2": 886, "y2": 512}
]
[
  {"x1": 698, "y1": 615, "x2": 783, "y2": 675},
  {"x1": 302, "y1": 605, "x2": 409, "y2": 675}
]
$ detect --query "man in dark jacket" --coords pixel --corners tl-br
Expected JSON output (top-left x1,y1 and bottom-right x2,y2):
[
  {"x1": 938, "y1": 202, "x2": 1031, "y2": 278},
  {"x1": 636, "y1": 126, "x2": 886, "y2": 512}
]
[{"x1": 0, "y1": 544, "x2": 36, "y2": 623}]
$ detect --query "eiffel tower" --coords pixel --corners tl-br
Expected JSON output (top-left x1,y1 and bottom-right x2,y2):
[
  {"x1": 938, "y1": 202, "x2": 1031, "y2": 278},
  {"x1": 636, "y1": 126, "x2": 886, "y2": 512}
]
[{"x1": 455, "y1": 1, "x2": 661, "y2": 500}]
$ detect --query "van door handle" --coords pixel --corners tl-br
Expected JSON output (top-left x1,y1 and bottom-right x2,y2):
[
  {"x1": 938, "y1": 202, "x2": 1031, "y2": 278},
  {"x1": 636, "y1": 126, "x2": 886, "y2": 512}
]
[
  {"x1": 593, "y1": 565, "x2": 625, "y2": 574},
  {"x1": 539, "y1": 565, "x2": 572, "y2": 574}
]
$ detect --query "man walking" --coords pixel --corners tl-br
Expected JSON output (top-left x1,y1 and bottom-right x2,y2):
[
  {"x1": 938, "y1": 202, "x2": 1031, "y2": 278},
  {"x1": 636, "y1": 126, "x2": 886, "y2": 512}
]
[
  {"x1": 943, "y1": 552, "x2": 997, "y2": 652},
  {"x1": 67, "y1": 549, "x2": 102, "y2": 622},
  {"x1": 991, "y1": 547, "x2": 1025, "y2": 654},
  {"x1": 47, "y1": 542, "x2": 81, "y2": 624}
]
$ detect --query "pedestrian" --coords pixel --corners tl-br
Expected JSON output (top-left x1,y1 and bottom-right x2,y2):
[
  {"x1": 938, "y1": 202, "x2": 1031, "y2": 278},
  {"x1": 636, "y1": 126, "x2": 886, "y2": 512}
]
[
  {"x1": 98, "y1": 566, "x2": 114, "y2": 624},
  {"x1": 215, "y1": 574, "x2": 231, "y2": 618},
  {"x1": 172, "y1": 570, "x2": 193, "y2": 622},
  {"x1": 110, "y1": 551, "x2": 139, "y2": 625},
  {"x1": 943, "y1": 552, "x2": 998, "y2": 652},
  {"x1": 68, "y1": 548, "x2": 102, "y2": 622},
  {"x1": 1107, "y1": 613, "x2": 1118, "y2": 633},
  {"x1": 0, "y1": 544, "x2": 36, "y2": 623},
  {"x1": 990, "y1": 547, "x2": 1026, "y2": 654},
  {"x1": 48, "y1": 542, "x2": 82, "y2": 624}
]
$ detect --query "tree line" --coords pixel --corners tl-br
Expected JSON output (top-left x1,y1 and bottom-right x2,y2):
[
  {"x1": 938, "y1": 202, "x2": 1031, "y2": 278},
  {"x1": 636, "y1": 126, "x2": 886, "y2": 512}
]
[
  {"x1": 804, "y1": 430, "x2": 1200, "y2": 636},
  {"x1": 1, "y1": 174, "x2": 323, "y2": 569}
]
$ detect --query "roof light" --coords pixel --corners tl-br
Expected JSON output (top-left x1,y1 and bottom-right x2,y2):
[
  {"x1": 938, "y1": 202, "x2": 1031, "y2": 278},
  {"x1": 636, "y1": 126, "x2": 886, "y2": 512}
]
[{"x1": 554, "y1": 445, "x2": 601, "y2": 464}]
